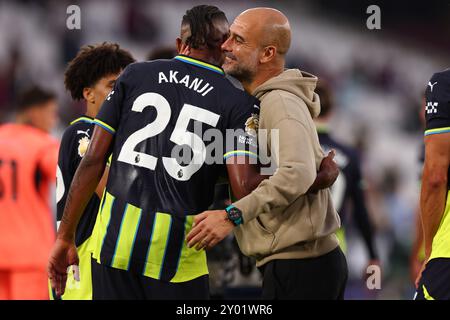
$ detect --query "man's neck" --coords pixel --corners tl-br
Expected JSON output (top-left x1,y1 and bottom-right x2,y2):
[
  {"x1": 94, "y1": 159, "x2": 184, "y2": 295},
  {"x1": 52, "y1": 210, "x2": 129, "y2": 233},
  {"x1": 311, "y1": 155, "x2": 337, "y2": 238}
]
[
  {"x1": 184, "y1": 50, "x2": 218, "y2": 67},
  {"x1": 15, "y1": 115, "x2": 44, "y2": 132},
  {"x1": 85, "y1": 103, "x2": 98, "y2": 119},
  {"x1": 243, "y1": 67, "x2": 284, "y2": 95},
  {"x1": 15, "y1": 114, "x2": 31, "y2": 126}
]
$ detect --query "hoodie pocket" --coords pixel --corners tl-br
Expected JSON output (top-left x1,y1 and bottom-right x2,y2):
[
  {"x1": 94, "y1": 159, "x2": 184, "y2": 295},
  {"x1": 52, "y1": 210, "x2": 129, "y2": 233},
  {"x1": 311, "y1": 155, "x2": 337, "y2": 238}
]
[
  {"x1": 256, "y1": 217, "x2": 272, "y2": 235},
  {"x1": 253, "y1": 217, "x2": 276, "y2": 253},
  {"x1": 235, "y1": 216, "x2": 275, "y2": 258}
]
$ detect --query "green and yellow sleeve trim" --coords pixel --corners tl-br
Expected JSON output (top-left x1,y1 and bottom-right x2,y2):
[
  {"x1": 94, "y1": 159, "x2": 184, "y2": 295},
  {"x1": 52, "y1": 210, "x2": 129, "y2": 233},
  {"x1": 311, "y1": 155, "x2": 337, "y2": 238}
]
[
  {"x1": 70, "y1": 116, "x2": 94, "y2": 125},
  {"x1": 424, "y1": 127, "x2": 450, "y2": 136},
  {"x1": 224, "y1": 150, "x2": 258, "y2": 160},
  {"x1": 93, "y1": 119, "x2": 116, "y2": 134},
  {"x1": 174, "y1": 55, "x2": 225, "y2": 75}
]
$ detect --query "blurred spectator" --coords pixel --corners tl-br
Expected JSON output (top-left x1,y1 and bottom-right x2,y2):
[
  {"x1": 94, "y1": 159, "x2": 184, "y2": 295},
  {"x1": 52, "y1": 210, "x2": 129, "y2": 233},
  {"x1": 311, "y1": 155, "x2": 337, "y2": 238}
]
[
  {"x1": 315, "y1": 80, "x2": 380, "y2": 290},
  {"x1": 0, "y1": 86, "x2": 59, "y2": 299}
]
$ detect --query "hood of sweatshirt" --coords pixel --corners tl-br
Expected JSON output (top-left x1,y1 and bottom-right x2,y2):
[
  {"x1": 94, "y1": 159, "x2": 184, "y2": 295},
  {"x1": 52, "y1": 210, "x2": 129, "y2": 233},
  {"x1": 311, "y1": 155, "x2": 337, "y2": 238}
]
[{"x1": 252, "y1": 69, "x2": 321, "y2": 118}]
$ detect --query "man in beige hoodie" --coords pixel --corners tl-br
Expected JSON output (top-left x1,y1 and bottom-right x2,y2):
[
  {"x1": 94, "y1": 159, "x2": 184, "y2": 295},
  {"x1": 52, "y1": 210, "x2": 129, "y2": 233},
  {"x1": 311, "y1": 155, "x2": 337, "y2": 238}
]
[{"x1": 187, "y1": 8, "x2": 347, "y2": 299}]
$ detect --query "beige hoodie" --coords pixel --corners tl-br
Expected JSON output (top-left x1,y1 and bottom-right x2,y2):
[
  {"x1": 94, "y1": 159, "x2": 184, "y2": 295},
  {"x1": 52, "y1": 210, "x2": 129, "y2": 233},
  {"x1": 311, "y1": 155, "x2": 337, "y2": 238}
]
[{"x1": 233, "y1": 69, "x2": 341, "y2": 267}]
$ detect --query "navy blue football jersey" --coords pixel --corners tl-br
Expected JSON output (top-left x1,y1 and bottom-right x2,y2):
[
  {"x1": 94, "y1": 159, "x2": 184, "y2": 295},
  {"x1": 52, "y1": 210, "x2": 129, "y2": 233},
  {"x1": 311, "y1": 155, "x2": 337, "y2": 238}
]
[
  {"x1": 95, "y1": 56, "x2": 259, "y2": 215},
  {"x1": 424, "y1": 69, "x2": 450, "y2": 189},
  {"x1": 91, "y1": 56, "x2": 260, "y2": 281},
  {"x1": 318, "y1": 128, "x2": 377, "y2": 259},
  {"x1": 56, "y1": 116, "x2": 99, "y2": 247}
]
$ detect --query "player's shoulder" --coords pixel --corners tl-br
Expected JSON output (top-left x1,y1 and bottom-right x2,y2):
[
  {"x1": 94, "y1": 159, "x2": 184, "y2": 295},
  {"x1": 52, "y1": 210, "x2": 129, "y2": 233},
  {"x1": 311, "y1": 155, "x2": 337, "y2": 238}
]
[
  {"x1": 63, "y1": 117, "x2": 93, "y2": 136},
  {"x1": 126, "y1": 59, "x2": 175, "y2": 73},
  {"x1": 429, "y1": 68, "x2": 450, "y2": 83},
  {"x1": 220, "y1": 79, "x2": 259, "y2": 106},
  {"x1": 23, "y1": 124, "x2": 58, "y2": 143},
  {"x1": 61, "y1": 117, "x2": 93, "y2": 147},
  {"x1": 117, "y1": 61, "x2": 152, "y2": 79},
  {"x1": 428, "y1": 69, "x2": 450, "y2": 94},
  {"x1": 120, "y1": 60, "x2": 178, "y2": 85}
]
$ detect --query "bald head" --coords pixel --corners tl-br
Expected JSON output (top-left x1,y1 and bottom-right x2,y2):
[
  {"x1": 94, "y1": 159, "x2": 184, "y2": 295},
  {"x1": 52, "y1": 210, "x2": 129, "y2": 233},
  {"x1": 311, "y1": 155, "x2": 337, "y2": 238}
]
[
  {"x1": 222, "y1": 7, "x2": 291, "y2": 91},
  {"x1": 236, "y1": 8, "x2": 291, "y2": 55}
]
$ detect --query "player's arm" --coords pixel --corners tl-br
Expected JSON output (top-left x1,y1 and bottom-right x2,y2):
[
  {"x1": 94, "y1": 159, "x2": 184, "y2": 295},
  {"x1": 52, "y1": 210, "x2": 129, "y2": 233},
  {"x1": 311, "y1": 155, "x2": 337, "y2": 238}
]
[
  {"x1": 187, "y1": 117, "x2": 317, "y2": 250},
  {"x1": 57, "y1": 126, "x2": 112, "y2": 240},
  {"x1": 188, "y1": 104, "x2": 324, "y2": 250},
  {"x1": 307, "y1": 150, "x2": 338, "y2": 192},
  {"x1": 225, "y1": 158, "x2": 266, "y2": 199},
  {"x1": 49, "y1": 65, "x2": 127, "y2": 296},
  {"x1": 420, "y1": 72, "x2": 450, "y2": 262},
  {"x1": 229, "y1": 117, "x2": 318, "y2": 222},
  {"x1": 415, "y1": 71, "x2": 450, "y2": 288},
  {"x1": 48, "y1": 126, "x2": 112, "y2": 296},
  {"x1": 226, "y1": 150, "x2": 338, "y2": 200},
  {"x1": 410, "y1": 205, "x2": 424, "y2": 283},
  {"x1": 420, "y1": 132, "x2": 450, "y2": 260}
]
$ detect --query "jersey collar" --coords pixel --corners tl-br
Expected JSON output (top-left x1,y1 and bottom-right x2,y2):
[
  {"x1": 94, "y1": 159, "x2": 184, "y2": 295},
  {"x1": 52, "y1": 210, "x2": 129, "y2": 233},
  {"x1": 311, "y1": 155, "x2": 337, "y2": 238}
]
[
  {"x1": 174, "y1": 55, "x2": 225, "y2": 76},
  {"x1": 70, "y1": 115, "x2": 94, "y2": 125}
]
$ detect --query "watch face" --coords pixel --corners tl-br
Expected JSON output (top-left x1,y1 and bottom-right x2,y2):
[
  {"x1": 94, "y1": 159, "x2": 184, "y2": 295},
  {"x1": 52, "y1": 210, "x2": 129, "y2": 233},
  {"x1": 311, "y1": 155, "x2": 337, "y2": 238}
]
[{"x1": 227, "y1": 207, "x2": 242, "y2": 224}]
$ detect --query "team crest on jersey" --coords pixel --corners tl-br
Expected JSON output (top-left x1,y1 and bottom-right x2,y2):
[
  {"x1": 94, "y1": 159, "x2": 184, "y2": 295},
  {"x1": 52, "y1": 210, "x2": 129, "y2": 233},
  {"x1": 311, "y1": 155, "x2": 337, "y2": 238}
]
[
  {"x1": 245, "y1": 113, "x2": 259, "y2": 137},
  {"x1": 78, "y1": 136, "x2": 90, "y2": 157}
]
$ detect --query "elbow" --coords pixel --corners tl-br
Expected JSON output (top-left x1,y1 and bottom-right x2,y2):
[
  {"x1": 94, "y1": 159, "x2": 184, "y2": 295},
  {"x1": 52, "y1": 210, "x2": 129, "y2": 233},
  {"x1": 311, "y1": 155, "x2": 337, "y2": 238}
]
[
  {"x1": 423, "y1": 172, "x2": 447, "y2": 190},
  {"x1": 274, "y1": 164, "x2": 315, "y2": 199},
  {"x1": 82, "y1": 153, "x2": 103, "y2": 168},
  {"x1": 298, "y1": 168, "x2": 316, "y2": 195},
  {"x1": 80, "y1": 152, "x2": 106, "y2": 179}
]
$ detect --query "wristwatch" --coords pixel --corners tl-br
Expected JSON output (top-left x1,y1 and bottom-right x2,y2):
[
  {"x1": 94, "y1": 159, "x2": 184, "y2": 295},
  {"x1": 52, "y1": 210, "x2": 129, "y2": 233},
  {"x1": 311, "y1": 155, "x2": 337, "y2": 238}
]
[{"x1": 225, "y1": 205, "x2": 243, "y2": 226}]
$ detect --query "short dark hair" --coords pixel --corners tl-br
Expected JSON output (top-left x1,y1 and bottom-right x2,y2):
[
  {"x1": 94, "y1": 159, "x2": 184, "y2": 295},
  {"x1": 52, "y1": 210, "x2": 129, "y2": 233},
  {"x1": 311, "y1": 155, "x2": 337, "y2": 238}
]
[
  {"x1": 315, "y1": 80, "x2": 333, "y2": 118},
  {"x1": 181, "y1": 5, "x2": 227, "y2": 49},
  {"x1": 16, "y1": 86, "x2": 56, "y2": 113},
  {"x1": 64, "y1": 42, "x2": 135, "y2": 100}
]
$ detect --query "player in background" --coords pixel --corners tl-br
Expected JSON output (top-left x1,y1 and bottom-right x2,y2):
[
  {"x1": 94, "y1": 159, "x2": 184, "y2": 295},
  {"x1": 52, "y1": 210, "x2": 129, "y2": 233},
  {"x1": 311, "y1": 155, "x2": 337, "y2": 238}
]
[
  {"x1": 0, "y1": 87, "x2": 59, "y2": 299},
  {"x1": 415, "y1": 70, "x2": 450, "y2": 300},
  {"x1": 50, "y1": 43, "x2": 135, "y2": 300},
  {"x1": 314, "y1": 81, "x2": 379, "y2": 277}
]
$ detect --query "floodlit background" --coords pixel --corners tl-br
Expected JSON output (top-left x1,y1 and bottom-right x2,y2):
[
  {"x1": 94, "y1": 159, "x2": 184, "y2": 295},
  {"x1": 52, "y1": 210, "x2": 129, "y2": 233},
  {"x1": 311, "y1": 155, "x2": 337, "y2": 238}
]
[{"x1": 0, "y1": 0, "x2": 449, "y2": 299}]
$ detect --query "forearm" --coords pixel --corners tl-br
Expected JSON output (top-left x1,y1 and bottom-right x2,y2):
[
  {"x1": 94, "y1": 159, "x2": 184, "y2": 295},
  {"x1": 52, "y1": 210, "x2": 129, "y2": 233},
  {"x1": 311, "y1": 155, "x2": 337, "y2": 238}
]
[
  {"x1": 234, "y1": 163, "x2": 315, "y2": 223},
  {"x1": 411, "y1": 208, "x2": 424, "y2": 259},
  {"x1": 58, "y1": 155, "x2": 106, "y2": 241},
  {"x1": 231, "y1": 169, "x2": 268, "y2": 200},
  {"x1": 420, "y1": 176, "x2": 448, "y2": 258},
  {"x1": 232, "y1": 118, "x2": 316, "y2": 222}
]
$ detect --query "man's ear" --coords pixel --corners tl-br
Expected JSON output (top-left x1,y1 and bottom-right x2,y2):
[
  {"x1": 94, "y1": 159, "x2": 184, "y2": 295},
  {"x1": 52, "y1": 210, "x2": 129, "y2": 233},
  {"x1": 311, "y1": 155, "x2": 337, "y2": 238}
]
[
  {"x1": 176, "y1": 38, "x2": 183, "y2": 53},
  {"x1": 260, "y1": 46, "x2": 276, "y2": 64},
  {"x1": 83, "y1": 87, "x2": 95, "y2": 104}
]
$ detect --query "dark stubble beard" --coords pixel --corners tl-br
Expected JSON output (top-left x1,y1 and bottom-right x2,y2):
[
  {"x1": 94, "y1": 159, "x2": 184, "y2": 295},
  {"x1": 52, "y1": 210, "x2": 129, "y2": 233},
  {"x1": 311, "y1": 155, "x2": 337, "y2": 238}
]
[{"x1": 224, "y1": 62, "x2": 255, "y2": 85}]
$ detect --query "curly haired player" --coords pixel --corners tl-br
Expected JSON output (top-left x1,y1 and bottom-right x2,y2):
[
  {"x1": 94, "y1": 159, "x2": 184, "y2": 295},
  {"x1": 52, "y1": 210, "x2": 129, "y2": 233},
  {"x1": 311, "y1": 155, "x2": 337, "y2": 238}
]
[{"x1": 50, "y1": 42, "x2": 134, "y2": 300}]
